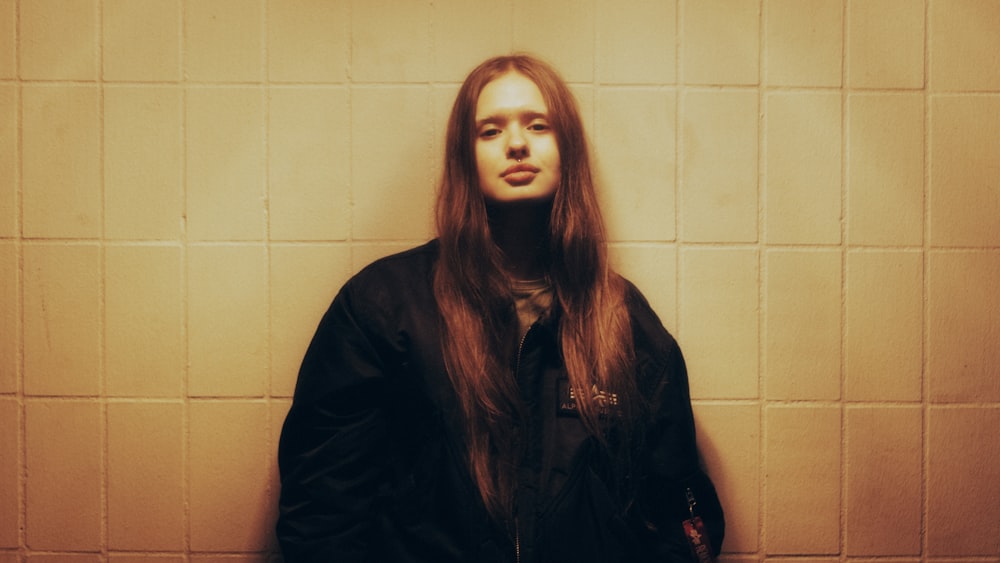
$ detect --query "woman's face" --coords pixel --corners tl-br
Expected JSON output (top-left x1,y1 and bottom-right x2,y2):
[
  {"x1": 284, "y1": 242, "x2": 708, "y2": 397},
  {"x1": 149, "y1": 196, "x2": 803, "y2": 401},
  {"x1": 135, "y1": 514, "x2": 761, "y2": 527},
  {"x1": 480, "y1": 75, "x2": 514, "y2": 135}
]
[{"x1": 474, "y1": 71, "x2": 561, "y2": 206}]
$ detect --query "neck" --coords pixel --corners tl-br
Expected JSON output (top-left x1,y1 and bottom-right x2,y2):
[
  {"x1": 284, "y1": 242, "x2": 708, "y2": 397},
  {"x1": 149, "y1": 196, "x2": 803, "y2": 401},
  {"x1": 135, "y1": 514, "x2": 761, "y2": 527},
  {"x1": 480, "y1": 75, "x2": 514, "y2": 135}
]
[{"x1": 488, "y1": 203, "x2": 551, "y2": 282}]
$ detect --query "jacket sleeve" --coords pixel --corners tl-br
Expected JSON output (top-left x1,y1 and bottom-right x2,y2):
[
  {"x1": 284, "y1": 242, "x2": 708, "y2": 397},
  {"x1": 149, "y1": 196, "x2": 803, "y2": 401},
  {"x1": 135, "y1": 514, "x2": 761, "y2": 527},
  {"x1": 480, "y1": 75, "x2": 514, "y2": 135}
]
[
  {"x1": 626, "y1": 287, "x2": 726, "y2": 562},
  {"x1": 276, "y1": 278, "x2": 392, "y2": 563}
]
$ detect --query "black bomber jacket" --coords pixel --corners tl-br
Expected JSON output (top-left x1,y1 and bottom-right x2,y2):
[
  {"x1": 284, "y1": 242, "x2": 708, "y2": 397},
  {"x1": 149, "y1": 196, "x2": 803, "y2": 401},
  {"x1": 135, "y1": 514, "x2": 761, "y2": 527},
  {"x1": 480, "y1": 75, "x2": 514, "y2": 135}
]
[{"x1": 276, "y1": 241, "x2": 724, "y2": 563}]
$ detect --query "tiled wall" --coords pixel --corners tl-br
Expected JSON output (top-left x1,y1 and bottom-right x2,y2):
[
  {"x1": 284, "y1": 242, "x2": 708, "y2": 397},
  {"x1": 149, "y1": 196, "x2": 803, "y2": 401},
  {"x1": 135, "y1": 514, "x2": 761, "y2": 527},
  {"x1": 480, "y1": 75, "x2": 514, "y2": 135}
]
[{"x1": 1, "y1": 0, "x2": 998, "y2": 560}]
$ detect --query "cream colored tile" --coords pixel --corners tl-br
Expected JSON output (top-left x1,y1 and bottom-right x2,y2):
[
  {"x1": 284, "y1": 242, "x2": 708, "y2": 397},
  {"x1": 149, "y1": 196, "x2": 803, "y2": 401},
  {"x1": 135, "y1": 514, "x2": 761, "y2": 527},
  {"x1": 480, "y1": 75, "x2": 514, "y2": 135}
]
[
  {"x1": 598, "y1": 0, "x2": 677, "y2": 84},
  {"x1": 847, "y1": 93, "x2": 924, "y2": 246},
  {"x1": 846, "y1": 406, "x2": 922, "y2": 556},
  {"x1": 189, "y1": 401, "x2": 274, "y2": 551},
  {"x1": 108, "y1": 556, "x2": 185, "y2": 563},
  {"x1": 0, "y1": 399, "x2": 17, "y2": 548},
  {"x1": 270, "y1": 244, "x2": 352, "y2": 398},
  {"x1": 431, "y1": 0, "x2": 512, "y2": 83},
  {"x1": 847, "y1": 0, "x2": 924, "y2": 89},
  {"x1": 267, "y1": 0, "x2": 348, "y2": 83},
  {"x1": 570, "y1": 85, "x2": 596, "y2": 144},
  {"x1": 0, "y1": 0, "x2": 13, "y2": 79},
  {"x1": 0, "y1": 243, "x2": 15, "y2": 394},
  {"x1": 608, "y1": 244, "x2": 677, "y2": 330},
  {"x1": 512, "y1": 0, "x2": 595, "y2": 83},
  {"x1": 0, "y1": 85, "x2": 13, "y2": 238},
  {"x1": 184, "y1": 0, "x2": 263, "y2": 83},
  {"x1": 928, "y1": 251, "x2": 1000, "y2": 403},
  {"x1": 927, "y1": 406, "x2": 1000, "y2": 555},
  {"x1": 26, "y1": 555, "x2": 102, "y2": 563},
  {"x1": 846, "y1": 250, "x2": 922, "y2": 402},
  {"x1": 186, "y1": 87, "x2": 265, "y2": 241},
  {"x1": 765, "y1": 91, "x2": 842, "y2": 245},
  {"x1": 765, "y1": 405, "x2": 841, "y2": 555},
  {"x1": 264, "y1": 400, "x2": 291, "y2": 552},
  {"x1": 268, "y1": 87, "x2": 350, "y2": 241},
  {"x1": 929, "y1": 0, "x2": 1000, "y2": 91},
  {"x1": 107, "y1": 402, "x2": 184, "y2": 550},
  {"x1": 103, "y1": 0, "x2": 181, "y2": 82},
  {"x1": 431, "y1": 84, "x2": 460, "y2": 197},
  {"x1": 682, "y1": 0, "x2": 759, "y2": 86},
  {"x1": 680, "y1": 89, "x2": 758, "y2": 243},
  {"x1": 765, "y1": 0, "x2": 842, "y2": 87},
  {"x1": 827, "y1": 558, "x2": 919, "y2": 563},
  {"x1": 104, "y1": 86, "x2": 184, "y2": 240},
  {"x1": 929, "y1": 95, "x2": 1000, "y2": 247},
  {"x1": 19, "y1": 0, "x2": 97, "y2": 80},
  {"x1": 188, "y1": 245, "x2": 269, "y2": 397},
  {"x1": 694, "y1": 403, "x2": 760, "y2": 553},
  {"x1": 23, "y1": 243, "x2": 100, "y2": 397},
  {"x1": 22, "y1": 85, "x2": 102, "y2": 239},
  {"x1": 679, "y1": 248, "x2": 759, "y2": 400},
  {"x1": 105, "y1": 245, "x2": 184, "y2": 398},
  {"x1": 350, "y1": 0, "x2": 430, "y2": 83},
  {"x1": 350, "y1": 87, "x2": 435, "y2": 241},
  {"x1": 25, "y1": 400, "x2": 101, "y2": 551},
  {"x1": 594, "y1": 88, "x2": 676, "y2": 242},
  {"x1": 765, "y1": 249, "x2": 841, "y2": 401}
]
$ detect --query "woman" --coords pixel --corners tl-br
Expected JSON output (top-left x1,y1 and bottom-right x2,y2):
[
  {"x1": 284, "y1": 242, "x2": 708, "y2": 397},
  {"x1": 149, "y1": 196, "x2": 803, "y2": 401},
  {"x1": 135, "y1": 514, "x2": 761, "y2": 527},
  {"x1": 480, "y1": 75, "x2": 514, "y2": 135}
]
[{"x1": 277, "y1": 54, "x2": 724, "y2": 563}]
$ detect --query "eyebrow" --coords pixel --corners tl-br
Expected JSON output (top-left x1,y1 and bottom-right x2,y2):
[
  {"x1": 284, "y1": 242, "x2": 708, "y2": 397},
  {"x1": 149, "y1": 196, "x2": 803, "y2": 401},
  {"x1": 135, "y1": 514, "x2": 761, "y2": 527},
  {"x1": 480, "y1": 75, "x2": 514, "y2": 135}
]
[{"x1": 475, "y1": 110, "x2": 550, "y2": 129}]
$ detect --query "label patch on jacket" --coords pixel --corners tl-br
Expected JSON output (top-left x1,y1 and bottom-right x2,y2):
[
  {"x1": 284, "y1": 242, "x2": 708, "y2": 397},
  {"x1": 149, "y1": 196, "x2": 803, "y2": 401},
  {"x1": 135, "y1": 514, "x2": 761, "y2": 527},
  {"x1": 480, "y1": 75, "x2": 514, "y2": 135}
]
[{"x1": 557, "y1": 377, "x2": 618, "y2": 417}]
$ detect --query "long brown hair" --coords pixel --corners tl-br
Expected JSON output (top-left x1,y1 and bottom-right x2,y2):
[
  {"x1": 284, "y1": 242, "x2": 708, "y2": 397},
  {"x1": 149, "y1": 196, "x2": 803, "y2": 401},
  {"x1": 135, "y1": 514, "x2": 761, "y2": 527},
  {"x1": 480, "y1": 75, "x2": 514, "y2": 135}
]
[{"x1": 433, "y1": 54, "x2": 638, "y2": 521}]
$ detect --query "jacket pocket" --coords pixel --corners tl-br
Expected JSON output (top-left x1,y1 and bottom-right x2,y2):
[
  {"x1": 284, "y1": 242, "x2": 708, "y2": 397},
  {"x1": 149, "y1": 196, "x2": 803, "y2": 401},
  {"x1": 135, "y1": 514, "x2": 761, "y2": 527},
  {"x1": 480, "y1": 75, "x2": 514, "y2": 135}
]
[
  {"x1": 536, "y1": 467, "x2": 637, "y2": 563},
  {"x1": 648, "y1": 469, "x2": 725, "y2": 558}
]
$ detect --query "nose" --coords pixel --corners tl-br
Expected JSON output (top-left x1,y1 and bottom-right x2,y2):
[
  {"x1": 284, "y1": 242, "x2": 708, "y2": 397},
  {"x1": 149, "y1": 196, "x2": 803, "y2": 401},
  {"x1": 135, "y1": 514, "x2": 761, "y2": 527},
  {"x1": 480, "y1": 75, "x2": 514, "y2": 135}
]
[{"x1": 506, "y1": 129, "x2": 528, "y2": 160}]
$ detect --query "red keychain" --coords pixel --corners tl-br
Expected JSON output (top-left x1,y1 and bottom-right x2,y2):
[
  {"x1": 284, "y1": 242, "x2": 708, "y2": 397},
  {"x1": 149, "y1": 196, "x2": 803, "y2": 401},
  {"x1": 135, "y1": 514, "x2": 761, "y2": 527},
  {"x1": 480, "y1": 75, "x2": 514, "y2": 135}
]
[{"x1": 682, "y1": 488, "x2": 716, "y2": 563}]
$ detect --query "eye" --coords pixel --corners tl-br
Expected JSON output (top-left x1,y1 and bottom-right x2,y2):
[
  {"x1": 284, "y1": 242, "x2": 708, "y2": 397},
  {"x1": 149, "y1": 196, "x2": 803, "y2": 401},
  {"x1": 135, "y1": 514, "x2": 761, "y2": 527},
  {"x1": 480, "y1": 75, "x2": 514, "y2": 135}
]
[
  {"x1": 479, "y1": 126, "x2": 501, "y2": 139},
  {"x1": 528, "y1": 121, "x2": 551, "y2": 132}
]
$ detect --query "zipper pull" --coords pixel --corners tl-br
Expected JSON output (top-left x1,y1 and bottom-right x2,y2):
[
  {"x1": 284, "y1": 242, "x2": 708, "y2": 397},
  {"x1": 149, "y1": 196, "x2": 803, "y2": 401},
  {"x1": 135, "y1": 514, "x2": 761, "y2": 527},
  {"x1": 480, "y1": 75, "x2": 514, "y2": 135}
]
[{"x1": 686, "y1": 487, "x2": 697, "y2": 520}]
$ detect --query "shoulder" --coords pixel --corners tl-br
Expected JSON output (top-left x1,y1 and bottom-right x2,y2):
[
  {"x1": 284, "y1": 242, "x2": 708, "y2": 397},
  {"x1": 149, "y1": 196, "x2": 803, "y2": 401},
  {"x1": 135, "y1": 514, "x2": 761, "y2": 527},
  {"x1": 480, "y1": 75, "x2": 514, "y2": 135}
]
[
  {"x1": 620, "y1": 278, "x2": 677, "y2": 350},
  {"x1": 618, "y1": 276, "x2": 685, "y2": 382},
  {"x1": 341, "y1": 240, "x2": 440, "y2": 304},
  {"x1": 350, "y1": 240, "x2": 440, "y2": 286},
  {"x1": 314, "y1": 240, "x2": 439, "y2": 340}
]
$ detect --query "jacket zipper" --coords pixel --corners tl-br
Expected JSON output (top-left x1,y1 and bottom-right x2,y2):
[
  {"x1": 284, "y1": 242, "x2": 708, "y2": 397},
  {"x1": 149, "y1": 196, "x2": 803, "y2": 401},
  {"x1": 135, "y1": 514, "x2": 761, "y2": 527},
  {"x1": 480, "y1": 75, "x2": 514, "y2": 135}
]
[
  {"x1": 515, "y1": 517, "x2": 521, "y2": 563},
  {"x1": 513, "y1": 324, "x2": 532, "y2": 381},
  {"x1": 512, "y1": 325, "x2": 532, "y2": 563}
]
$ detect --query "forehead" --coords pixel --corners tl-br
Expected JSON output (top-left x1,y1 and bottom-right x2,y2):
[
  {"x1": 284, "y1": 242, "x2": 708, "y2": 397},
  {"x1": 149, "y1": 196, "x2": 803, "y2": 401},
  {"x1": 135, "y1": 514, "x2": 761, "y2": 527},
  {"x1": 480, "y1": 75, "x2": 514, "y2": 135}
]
[{"x1": 475, "y1": 71, "x2": 548, "y2": 119}]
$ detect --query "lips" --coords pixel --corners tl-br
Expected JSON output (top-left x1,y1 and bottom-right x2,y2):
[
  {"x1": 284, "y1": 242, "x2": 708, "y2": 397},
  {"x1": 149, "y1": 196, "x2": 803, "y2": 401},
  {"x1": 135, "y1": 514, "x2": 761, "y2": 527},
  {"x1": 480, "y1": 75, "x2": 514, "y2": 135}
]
[
  {"x1": 502, "y1": 163, "x2": 541, "y2": 177},
  {"x1": 501, "y1": 163, "x2": 541, "y2": 186}
]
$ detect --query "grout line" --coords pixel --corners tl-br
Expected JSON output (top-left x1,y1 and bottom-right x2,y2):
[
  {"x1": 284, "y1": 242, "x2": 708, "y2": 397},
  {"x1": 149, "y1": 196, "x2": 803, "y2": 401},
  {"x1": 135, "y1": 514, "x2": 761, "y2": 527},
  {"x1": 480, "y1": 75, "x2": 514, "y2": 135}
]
[
  {"x1": 97, "y1": 0, "x2": 110, "y2": 555},
  {"x1": 261, "y1": 5, "x2": 278, "y2": 551},
  {"x1": 921, "y1": 0, "x2": 932, "y2": 556},
  {"x1": 346, "y1": 0, "x2": 356, "y2": 269},
  {"x1": 14, "y1": 0, "x2": 26, "y2": 555},
  {"x1": 179, "y1": 0, "x2": 192, "y2": 559},
  {"x1": 262, "y1": 0, "x2": 273, "y2": 403},
  {"x1": 673, "y1": 0, "x2": 685, "y2": 347},
  {"x1": 838, "y1": 0, "x2": 849, "y2": 557},
  {"x1": 756, "y1": 0, "x2": 768, "y2": 553}
]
